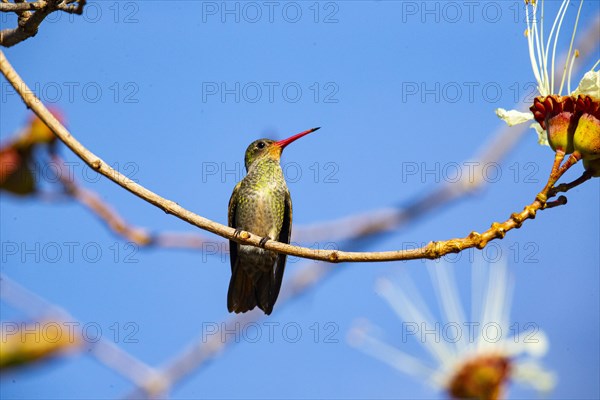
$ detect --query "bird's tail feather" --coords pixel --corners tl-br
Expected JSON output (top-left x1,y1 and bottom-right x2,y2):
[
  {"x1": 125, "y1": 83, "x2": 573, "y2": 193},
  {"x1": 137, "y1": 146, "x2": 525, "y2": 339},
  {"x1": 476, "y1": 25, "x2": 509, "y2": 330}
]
[
  {"x1": 228, "y1": 264, "x2": 276, "y2": 315},
  {"x1": 255, "y1": 272, "x2": 274, "y2": 315},
  {"x1": 227, "y1": 266, "x2": 258, "y2": 314}
]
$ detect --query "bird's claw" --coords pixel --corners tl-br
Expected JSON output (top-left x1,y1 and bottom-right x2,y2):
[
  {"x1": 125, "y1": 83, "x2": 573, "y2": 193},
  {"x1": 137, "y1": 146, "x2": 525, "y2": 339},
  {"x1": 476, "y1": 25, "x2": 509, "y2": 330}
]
[{"x1": 259, "y1": 236, "x2": 271, "y2": 248}]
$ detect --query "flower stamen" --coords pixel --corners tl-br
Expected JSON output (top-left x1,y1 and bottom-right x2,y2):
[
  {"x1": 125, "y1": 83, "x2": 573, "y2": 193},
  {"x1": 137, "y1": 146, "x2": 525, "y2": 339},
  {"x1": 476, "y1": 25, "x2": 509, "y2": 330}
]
[
  {"x1": 525, "y1": 0, "x2": 587, "y2": 97},
  {"x1": 567, "y1": 49, "x2": 580, "y2": 94},
  {"x1": 559, "y1": 0, "x2": 584, "y2": 94}
]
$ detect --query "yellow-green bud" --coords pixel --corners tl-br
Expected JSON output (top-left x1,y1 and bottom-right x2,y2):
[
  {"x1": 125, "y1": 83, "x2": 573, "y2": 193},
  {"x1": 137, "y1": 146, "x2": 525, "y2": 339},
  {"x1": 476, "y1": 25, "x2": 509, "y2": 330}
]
[
  {"x1": 573, "y1": 113, "x2": 600, "y2": 160},
  {"x1": 546, "y1": 111, "x2": 575, "y2": 154}
]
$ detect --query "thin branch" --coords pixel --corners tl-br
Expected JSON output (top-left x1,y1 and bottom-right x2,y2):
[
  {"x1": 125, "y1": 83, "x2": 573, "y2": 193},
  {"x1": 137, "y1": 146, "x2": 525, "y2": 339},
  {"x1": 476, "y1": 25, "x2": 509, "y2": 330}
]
[
  {"x1": 549, "y1": 169, "x2": 593, "y2": 195},
  {"x1": 0, "y1": 49, "x2": 589, "y2": 265},
  {"x1": 7, "y1": 17, "x2": 599, "y2": 254},
  {"x1": 0, "y1": 0, "x2": 85, "y2": 47},
  {"x1": 25, "y1": 18, "x2": 598, "y2": 250}
]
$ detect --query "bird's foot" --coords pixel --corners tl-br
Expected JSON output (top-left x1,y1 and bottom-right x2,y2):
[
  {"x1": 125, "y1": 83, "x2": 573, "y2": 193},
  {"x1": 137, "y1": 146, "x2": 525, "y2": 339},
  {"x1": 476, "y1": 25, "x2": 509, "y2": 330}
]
[{"x1": 233, "y1": 228, "x2": 243, "y2": 238}]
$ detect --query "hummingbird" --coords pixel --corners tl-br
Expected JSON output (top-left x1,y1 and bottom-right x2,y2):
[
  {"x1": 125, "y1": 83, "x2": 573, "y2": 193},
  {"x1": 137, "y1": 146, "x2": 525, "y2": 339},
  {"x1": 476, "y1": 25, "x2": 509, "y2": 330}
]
[{"x1": 228, "y1": 127, "x2": 320, "y2": 315}]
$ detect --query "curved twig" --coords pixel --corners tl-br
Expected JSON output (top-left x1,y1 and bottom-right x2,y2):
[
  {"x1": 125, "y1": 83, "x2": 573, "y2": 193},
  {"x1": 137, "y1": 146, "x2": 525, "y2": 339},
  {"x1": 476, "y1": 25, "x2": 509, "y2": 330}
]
[{"x1": 0, "y1": 50, "x2": 583, "y2": 264}]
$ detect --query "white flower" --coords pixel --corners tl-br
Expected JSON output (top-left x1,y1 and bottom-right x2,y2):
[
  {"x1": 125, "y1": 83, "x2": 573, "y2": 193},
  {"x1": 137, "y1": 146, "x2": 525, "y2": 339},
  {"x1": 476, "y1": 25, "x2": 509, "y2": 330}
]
[
  {"x1": 495, "y1": 0, "x2": 600, "y2": 145},
  {"x1": 348, "y1": 259, "x2": 556, "y2": 399}
]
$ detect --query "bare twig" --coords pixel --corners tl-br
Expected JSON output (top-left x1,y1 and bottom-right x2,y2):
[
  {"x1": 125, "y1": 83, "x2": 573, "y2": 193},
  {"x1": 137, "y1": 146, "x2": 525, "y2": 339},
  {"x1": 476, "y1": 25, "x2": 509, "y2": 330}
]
[
  {"x1": 0, "y1": 0, "x2": 85, "y2": 47},
  {"x1": 6, "y1": 17, "x2": 598, "y2": 255},
  {"x1": 550, "y1": 170, "x2": 594, "y2": 195},
  {"x1": 0, "y1": 47, "x2": 595, "y2": 264}
]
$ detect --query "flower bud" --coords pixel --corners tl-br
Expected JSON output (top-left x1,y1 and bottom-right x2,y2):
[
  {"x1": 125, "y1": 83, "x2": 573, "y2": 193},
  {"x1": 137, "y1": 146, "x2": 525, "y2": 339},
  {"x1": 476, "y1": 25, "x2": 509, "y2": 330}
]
[
  {"x1": 530, "y1": 96, "x2": 577, "y2": 153},
  {"x1": 546, "y1": 111, "x2": 576, "y2": 153},
  {"x1": 572, "y1": 105, "x2": 600, "y2": 161}
]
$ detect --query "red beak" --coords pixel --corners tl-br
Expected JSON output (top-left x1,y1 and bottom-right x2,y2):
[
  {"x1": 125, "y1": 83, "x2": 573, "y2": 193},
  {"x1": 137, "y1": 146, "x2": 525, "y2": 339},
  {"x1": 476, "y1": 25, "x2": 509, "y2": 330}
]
[{"x1": 274, "y1": 127, "x2": 320, "y2": 149}]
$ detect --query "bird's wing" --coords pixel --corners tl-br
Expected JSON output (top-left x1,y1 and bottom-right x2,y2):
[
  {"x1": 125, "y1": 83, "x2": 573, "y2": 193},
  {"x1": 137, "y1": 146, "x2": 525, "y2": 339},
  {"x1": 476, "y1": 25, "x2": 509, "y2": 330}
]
[
  {"x1": 228, "y1": 181, "x2": 242, "y2": 273},
  {"x1": 271, "y1": 189, "x2": 292, "y2": 305}
]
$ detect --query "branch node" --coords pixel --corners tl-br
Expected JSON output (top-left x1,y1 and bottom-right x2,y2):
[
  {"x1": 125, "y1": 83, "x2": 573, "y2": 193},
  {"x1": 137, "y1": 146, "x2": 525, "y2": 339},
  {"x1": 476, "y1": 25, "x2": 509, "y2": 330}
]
[
  {"x1": 91, "y1": 159, "x2": 102, "y2": 170},
  {"x1": 428, "y1": 241, "x2": 448, "y2": 257},
  {"x1": 239, "y1": 231, "x2": 250, "y2": 240},
  {"x1": 467, "y1": 231, "x2": 482, "y2": 243},
  {"x1": 535, "y1": 192, "x2": 548, "y2": 203},
  {"x1": 490, "y1": 222, "x2": 506, "y2": 238},
  {"x1": 524, "y1": 205, "x2": 538, "y2": 219},
  {"x1": 510, "y1": 212, "x2": 524, "y2": 227},
  {"x1": 328, "y1": 251, "x2": 339, "y2": 263}
]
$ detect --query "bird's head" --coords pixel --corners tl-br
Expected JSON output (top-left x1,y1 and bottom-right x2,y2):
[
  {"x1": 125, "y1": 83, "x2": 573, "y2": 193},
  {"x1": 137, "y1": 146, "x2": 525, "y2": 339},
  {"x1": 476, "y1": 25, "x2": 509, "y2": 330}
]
[{"x1": 244, "y1": 127, "x2": 320, "y2": 171}]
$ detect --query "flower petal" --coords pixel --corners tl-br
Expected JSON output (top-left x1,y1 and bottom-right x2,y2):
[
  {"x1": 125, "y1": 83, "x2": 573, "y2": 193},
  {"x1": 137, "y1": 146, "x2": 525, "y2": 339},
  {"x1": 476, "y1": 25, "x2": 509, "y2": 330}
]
[
  {"x1": 495, "y1": 108, "x2": 533, "y2": 126},
  {"x1": 531, "y1": 122, "x2": 549, "y2": 147},
  {"x1": 512, "y1": 360, "x2": 557, "y2": 392},
  {"x1": 572, "y1": 70, "x2": 600, "y2": 97}
]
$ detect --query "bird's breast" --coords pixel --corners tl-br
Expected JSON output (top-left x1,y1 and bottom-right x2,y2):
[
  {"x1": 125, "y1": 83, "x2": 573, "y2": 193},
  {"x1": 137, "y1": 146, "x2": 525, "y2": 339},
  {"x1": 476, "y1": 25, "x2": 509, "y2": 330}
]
[{"x1": 235, "y1": 175, "x2": 287, "y2": 239}]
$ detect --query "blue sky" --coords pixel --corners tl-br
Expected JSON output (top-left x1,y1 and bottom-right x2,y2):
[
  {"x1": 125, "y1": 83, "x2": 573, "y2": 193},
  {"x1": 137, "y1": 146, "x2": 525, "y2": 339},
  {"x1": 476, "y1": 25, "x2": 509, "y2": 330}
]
[{"x1": 1, "y1": 1, "x2": 599, "y2": 399}]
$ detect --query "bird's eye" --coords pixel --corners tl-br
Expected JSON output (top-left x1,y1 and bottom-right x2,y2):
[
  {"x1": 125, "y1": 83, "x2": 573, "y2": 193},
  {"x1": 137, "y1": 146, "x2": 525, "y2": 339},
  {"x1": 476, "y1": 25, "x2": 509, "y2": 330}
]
[{"x1": 257, "y1": 142, "x2": 266, "y2": 149}]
